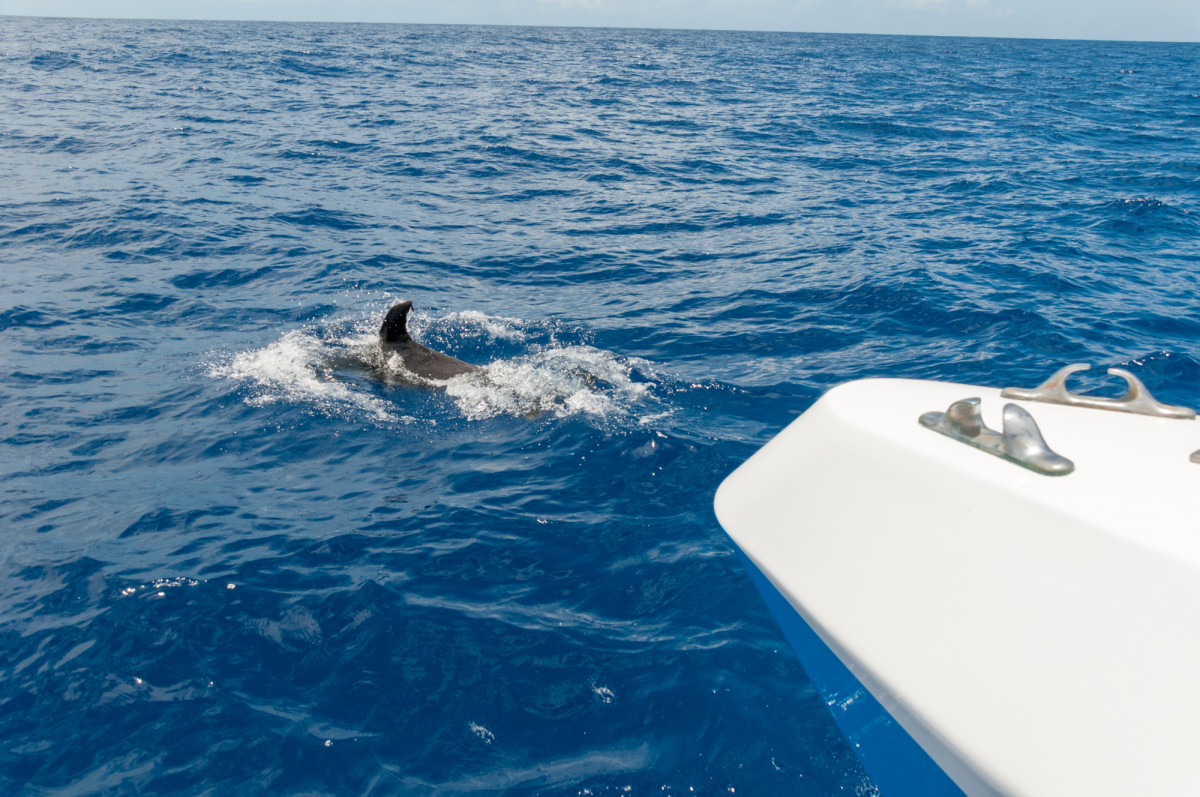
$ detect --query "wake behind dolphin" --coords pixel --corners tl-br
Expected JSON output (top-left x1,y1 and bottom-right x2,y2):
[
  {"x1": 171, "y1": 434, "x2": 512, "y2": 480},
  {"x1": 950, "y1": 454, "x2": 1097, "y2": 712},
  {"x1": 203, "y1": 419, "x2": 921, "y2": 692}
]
[{"x1": 379, "y1": 300, "x2": 479, "y2": 383}]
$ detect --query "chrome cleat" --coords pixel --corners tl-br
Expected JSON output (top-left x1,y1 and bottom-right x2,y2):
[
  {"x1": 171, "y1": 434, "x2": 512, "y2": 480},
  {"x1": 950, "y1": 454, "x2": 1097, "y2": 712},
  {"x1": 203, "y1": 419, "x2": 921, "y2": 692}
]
[
  {"x1": 1001, "y1": 363, "x2": 1196, "y2": 420},
  {"x1": 920, "y1": 398, "x2": 1074, "y2": 476}
]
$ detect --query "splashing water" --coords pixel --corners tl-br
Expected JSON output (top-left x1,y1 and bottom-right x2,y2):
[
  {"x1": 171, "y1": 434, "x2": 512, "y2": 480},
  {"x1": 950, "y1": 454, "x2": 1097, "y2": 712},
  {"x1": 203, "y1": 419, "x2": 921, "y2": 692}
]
[
  {"x1": 208, "y1": 328, "x2": 405, "y2": 423},
  {"x1": 438, "y1": 309, "x2": 531, "y2": 344},
  {"x1": 209, "y1": 308, "x2": 660, "y2": 426},
  {"x1": 445, "y1": 346, "x2": 656, "y2": 422}
]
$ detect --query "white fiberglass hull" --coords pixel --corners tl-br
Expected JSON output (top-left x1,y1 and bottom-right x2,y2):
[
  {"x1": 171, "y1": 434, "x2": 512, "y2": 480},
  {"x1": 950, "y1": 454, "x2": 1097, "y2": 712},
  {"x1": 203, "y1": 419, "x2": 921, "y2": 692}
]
[{"x1": 715, "y1": 376, "x2": 1200, "y2": 797}]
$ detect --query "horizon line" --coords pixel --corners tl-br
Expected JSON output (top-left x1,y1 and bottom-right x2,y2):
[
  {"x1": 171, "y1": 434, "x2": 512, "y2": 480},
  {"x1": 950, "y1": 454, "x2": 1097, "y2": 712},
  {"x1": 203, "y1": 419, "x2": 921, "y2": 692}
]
[{"x1": 3, "y1": 12, "x2": 1198, "y2": 45}]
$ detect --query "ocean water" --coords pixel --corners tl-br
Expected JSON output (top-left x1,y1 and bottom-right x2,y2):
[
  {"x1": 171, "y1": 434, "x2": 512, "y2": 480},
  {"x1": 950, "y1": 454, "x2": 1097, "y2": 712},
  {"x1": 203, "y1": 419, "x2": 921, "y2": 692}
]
[{"x1": 2, "y1": 15, "x2": 1199, "y2": 795}]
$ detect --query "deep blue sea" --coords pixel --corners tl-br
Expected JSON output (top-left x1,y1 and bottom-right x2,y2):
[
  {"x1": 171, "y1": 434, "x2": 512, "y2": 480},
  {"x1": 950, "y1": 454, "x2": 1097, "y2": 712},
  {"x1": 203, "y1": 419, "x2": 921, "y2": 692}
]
[{"x1": 2, "y1": 15, "x2": 1198, "y2": 795}]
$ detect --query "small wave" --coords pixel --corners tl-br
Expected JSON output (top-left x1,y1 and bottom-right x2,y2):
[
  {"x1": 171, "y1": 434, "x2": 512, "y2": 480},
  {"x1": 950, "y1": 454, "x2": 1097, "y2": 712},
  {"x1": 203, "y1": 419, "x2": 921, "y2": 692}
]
[
  {"x1": 301, "y1": 138, "x2": 369, "y2": 152},
  {"x1": 171, "y1": 266, "x2": 276, "y2": 290},
  {"x1": 1104, "y1": 196, "x2": 1184, "y2": 217},
  {"x1": 0, "y1": 306, "x2": 68, "y2": 331},
  {"x1": 276, "y1": 56, "x2": 349, "y2": 78},
  {"x1": 271, "y1": 206, "x2": 372, "y2": 230},
  {"x1": 1090, "y1": 196, "x2": 1196, "y2": 235},
  {"x1": 29, "y1": 52, "x2": 80, "y2": 71}
]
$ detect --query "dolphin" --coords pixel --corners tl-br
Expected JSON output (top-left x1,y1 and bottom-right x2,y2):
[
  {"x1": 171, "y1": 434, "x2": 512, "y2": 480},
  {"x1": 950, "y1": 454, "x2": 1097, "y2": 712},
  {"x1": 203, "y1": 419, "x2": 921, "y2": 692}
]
[{"x1": 379, "y1": 300, "x2": 478, "y2": 381}]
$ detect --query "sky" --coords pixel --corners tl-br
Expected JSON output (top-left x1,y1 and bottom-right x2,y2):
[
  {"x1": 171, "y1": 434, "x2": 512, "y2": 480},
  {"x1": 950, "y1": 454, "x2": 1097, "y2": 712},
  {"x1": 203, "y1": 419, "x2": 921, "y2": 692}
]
[{"x1": 0, "y1": 0, "x2": 1197, "y2": 42}]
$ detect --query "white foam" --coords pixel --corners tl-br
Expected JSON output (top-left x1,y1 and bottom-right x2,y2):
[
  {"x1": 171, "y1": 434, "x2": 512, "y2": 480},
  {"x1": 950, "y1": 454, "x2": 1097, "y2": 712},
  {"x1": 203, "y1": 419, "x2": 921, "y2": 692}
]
[
  {"x1": 208, "y1": 329, "x2": 404, "y2": 423},
  {"x1": 439, "y1": 309, "x2": 529, "y2": 343},
  {"x1": 443, "y1": 345, "x2": 652, "y2": 422}
]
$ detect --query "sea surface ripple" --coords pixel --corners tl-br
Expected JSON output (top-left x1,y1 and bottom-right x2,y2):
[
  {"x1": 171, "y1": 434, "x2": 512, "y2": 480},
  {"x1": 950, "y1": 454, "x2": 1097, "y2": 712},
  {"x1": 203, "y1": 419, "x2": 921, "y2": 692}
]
[{"x1": 2, "y1": 16, "x2": 1199, "y2": 795}]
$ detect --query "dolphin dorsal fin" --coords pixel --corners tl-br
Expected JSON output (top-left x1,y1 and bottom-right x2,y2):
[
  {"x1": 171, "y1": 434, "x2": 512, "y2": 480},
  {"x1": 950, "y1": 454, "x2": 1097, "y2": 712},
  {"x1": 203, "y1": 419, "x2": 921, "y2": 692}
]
[{"x1": 380, "y1": 300, "x2": 413, "y2": 344}]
